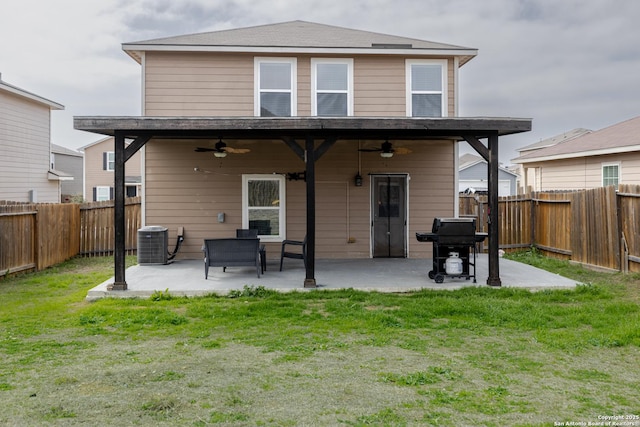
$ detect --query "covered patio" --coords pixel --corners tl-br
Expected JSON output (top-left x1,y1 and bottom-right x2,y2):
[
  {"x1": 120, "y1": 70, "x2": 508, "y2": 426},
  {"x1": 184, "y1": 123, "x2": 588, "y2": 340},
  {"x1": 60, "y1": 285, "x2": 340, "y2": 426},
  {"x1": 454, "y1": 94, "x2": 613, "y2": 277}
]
[
  {"x1": 86, "y1": 255, "x2": 578, "y2": 301},
  {"x1": 74, "y1": 116, "x2": 532, "y2": 291}
]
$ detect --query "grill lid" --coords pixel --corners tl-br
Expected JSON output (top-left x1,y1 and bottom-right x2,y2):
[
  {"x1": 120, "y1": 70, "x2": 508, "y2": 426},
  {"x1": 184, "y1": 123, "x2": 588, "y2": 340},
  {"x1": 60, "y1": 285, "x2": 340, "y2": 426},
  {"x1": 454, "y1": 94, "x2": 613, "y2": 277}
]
[{"x1": 432, "y1": 217, "x2": 476, "y2": 235}]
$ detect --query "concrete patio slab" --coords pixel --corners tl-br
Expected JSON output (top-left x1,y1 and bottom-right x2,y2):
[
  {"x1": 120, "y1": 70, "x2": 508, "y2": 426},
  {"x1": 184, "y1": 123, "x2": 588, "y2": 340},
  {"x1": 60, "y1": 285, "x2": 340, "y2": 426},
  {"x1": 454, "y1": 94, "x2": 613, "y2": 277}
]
[{"x1": 86, "y1": 254, "x2": 579, "y2": 300}]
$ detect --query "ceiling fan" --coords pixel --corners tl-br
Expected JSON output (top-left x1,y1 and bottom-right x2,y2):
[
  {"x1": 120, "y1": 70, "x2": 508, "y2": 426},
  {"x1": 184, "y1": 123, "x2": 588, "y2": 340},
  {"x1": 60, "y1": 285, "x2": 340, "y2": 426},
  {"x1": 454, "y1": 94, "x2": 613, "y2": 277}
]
[
  {"x1": 358, "y1": 140, "x2": 412, "y2": 158},
  {"x1": 195, "y1": 138, "x2": 250, "y2": 158}
]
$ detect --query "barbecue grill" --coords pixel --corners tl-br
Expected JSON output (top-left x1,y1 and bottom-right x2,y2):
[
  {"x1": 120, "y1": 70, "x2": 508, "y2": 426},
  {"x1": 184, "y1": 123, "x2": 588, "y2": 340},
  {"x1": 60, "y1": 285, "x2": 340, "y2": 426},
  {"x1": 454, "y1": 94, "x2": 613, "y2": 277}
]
[{"x1": 416, "y1": 218, "x2": 487, "y2": 283}]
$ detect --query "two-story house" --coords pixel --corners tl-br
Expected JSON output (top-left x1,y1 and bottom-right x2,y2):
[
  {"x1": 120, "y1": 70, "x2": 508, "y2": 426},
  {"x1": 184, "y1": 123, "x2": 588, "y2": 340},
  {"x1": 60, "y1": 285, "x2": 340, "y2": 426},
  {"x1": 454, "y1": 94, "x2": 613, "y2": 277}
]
[
  {"x1": 0, "y1": 75, "x2": 66, "y2": 202},
  {"x1": 80, "y1": 136, "x2": 142, "y2": 202},
  {"x1": 75, "y1": 21, "x2": 531, "y2": 288}
]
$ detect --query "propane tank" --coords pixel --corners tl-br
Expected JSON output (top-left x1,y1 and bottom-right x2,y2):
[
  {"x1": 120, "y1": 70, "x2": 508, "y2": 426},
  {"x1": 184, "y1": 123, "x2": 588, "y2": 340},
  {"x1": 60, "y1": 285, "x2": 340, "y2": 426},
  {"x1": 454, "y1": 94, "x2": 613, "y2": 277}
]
[{"x1": 445, "y1": 252, "x2": 463, "y2": 275}]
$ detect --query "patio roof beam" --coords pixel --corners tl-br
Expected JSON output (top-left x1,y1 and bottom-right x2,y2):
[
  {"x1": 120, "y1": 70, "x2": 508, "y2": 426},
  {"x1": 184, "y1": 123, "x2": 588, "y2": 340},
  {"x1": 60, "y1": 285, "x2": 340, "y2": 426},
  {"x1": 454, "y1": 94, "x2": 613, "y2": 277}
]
[
  {"x1": 281, "y1": 137, "x2": 304, "y2": 160},
  {"x1": 462, "y1": 135, "x2": 489, "y2": 162},
  {"x1": 314, "y1": 137, "x2": 337, "y2": 160},
  {"x1": 125, "y1": 134, "x2": 152, "y2": 162}
]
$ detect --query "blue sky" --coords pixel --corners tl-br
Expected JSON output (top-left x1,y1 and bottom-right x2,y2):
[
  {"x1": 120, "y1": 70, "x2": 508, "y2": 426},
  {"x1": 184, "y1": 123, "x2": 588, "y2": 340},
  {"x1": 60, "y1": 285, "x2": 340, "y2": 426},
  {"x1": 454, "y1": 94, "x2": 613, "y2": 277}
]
[{"x1": 1, "y1": 0, "x2": 638, "y2": 163}]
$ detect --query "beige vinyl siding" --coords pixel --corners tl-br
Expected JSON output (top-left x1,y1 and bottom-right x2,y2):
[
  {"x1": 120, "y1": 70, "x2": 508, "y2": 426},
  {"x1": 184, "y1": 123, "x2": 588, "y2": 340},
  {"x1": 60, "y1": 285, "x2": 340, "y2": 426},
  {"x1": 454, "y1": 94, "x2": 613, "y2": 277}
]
[
  {"x1": 83, "y1": 137, "x2": 142, "y2": 200},
  {"x1": 296, "y1": 56, "x2": 311, "y2": 116},
  {"x1": 354, "y1": 56, "x2": 405, "y2": 116},
  {"x1": 0, "y1": 91, "x2": 58, "y2": 202},
  {"x1": 143, "y1": 52, "x2": 458, "y2": 118},
  {"x1": 144, "y1": 139, "x2": 454, "y2": 259},
  {"x1": 145, "y1": 52, "x2": 254, "y2": 116},
  {"x1": 525, "y1": 152, "x2": 640, "y2": 191}
]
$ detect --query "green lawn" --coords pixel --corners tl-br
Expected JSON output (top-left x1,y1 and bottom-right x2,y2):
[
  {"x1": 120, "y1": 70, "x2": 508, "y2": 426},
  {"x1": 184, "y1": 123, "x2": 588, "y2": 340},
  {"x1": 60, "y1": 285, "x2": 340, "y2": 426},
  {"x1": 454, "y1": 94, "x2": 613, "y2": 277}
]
[{"x1": 0, "y1": 253, "x2": 639, "y2": 426}]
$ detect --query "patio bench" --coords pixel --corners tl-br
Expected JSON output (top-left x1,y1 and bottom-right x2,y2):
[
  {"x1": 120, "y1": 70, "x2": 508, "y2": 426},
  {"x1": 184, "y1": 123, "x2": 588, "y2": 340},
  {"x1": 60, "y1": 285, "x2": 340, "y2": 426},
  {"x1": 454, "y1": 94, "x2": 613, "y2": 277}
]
[{"x1": 203, "y1": 238, "x2": 261, "y2": 279}]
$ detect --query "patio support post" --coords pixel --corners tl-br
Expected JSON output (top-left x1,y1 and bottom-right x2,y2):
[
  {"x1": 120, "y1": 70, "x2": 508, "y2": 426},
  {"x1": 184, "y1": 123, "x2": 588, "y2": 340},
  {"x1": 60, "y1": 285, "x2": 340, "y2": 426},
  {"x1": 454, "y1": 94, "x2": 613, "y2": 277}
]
[
  {"x1": 487, "y1": 132, "x2": 501, "y2": 287},
  {"x1": 112, "y1": 131, "x2": 127, "y2": 290},
  {"x1": 304, "y1": 136, "x2": 317, "y2": 288}
]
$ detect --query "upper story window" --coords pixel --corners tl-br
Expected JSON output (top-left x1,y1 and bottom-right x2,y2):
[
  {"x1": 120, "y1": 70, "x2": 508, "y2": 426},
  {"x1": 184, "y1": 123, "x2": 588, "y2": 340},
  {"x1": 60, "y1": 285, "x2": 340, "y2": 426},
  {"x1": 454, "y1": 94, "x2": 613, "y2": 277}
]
[
  {"x1": 311, "y1": 59, "x2": 353, "y2": 116},
  {"x1": 254, "y1": 58, "x2": 297, "y2": 117},
  {"x1": 602, "y1": 163, "x2": 620, "y2": 188},
  {"x1": 103, "y1": 152, "x2": 115, "y2": 171},
  {"x1": 406, "y1": 59, "x2": 447, "y2": 117}
]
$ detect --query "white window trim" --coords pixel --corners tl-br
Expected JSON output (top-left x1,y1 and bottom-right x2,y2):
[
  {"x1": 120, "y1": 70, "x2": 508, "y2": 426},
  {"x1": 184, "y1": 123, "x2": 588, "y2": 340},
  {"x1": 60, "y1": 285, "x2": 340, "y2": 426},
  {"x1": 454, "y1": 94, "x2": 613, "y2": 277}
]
[
  {"x1": 105, "y1": 151, "x2": 115, "y2": 171},
  {"x1": 242, "y1": 174, "x2": 286, "y2": 242},
  {"x1": 405, "y1": 59, "x2": 448, "y2": 117},
  {"x1": 601, "y1": 162, "x2": 621, "y2": 187},
  {"x1": 96, "y1": 186, "x2": 111, "y2": 202},
  {"x1": 254, "y1": 57, "x2": 297, "y2": 117},
  {"x1": 311, "y1": 58, "x2": 354, "y2": 116}
]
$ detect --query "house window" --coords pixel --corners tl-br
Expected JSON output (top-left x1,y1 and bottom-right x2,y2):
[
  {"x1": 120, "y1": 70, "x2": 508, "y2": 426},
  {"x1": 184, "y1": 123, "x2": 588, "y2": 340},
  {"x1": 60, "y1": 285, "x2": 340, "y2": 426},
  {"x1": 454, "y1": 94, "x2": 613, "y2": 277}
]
[
  {"x1": 126, "y1": 185, "x2": 137, "y2": 198},
  {"x1": 406, "y1": 59, "x2": 447, "y2": 117},
  {"x1": 103, "y1": 152, "x2": 115, "y2": 171},
  {"x1": 242, "y1": 174, "x2": 286, "y2": 241},
  {"x1": 311, "y1": 59, "x2": 353, "y2": 116},
  {"x1": 255, "y1": 58, "x2": 297, "y2": 117},
  {"x1": 602, "y1": 164, "x2": 620, "y2": 188},
  {"x1": 94, "y1": 186, "x2": 112, "y2": 201}
]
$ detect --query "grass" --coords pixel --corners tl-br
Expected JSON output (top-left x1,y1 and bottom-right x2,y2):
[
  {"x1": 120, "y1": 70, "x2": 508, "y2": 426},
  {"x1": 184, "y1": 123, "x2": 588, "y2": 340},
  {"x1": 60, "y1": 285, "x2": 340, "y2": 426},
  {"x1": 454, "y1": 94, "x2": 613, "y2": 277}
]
[{"x1": 0, "y1": 252, "x2": 639, "y2": 425}]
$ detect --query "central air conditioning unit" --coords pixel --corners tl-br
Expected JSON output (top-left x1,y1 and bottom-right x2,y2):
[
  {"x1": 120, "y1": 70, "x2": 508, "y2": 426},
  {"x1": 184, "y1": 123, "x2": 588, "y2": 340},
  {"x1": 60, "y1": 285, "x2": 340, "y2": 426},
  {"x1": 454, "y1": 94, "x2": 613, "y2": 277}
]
[{"x1": 137, "y1": 226, "x2": 168, "y2": 265}]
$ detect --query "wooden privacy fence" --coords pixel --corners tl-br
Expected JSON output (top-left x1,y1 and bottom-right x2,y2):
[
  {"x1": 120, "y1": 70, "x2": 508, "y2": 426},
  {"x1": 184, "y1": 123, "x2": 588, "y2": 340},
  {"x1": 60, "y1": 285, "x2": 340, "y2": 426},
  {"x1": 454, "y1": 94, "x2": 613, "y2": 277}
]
[
  {"x1": 1, "y1": 197, "x2": 141, "y2": 276},
  {"x1": 1, "y1": 201, "x2": 80, "y2": 275},
  {"x1": 460, "y1": 185, "x2": 640, "y2": 272},
  {"x1": 79, "y1": 197, "x2": 141, "y2": 256}
]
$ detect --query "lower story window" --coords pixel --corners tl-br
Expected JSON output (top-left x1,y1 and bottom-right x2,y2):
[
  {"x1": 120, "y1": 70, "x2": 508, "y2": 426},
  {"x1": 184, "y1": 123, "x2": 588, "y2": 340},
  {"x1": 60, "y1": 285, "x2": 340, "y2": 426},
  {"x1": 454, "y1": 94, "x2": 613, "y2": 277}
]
[
  {"x1": 94, "y1": 186, "x2": 112, "y2": 201},
  {"x1": 242, "y1": 174, "x2": 286, "y2": 241},
  {"x1": 602, "y1": 164, "x2": 619, "y2": 188}
]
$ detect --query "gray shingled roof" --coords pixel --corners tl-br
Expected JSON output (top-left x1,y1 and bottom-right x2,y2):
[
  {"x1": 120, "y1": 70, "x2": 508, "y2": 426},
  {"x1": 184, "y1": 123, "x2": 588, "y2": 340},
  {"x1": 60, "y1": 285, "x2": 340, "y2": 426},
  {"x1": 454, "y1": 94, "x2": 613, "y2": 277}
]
[
  {"x1": 123, "y1": 20, "x2": 477, "y2": 64},
  {"x1": 513, "y1": 116, "x2": 640, "y2": 163},
  {"x1": 517, "y1": 128, "x2": 592, "y2": 153}
]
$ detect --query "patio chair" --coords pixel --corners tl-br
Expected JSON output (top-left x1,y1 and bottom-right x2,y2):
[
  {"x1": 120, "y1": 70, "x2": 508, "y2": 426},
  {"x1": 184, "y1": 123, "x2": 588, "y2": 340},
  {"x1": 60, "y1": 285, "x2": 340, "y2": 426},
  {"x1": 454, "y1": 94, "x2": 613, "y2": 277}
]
[
  {"x1": 279, "y1": 236, "x2": 307, "y2": 271},
  {"x1": 203, "y1": 238, "x2": 261, "y2": 279},
  {"x1": 236, "y1": 229, "x2": 267, "y2": 273}
]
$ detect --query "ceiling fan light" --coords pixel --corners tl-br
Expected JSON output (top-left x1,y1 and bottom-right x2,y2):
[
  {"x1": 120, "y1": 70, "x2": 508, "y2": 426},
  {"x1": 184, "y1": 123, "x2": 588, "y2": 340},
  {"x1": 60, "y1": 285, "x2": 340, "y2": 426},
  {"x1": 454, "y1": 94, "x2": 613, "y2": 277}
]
[
  {"x1": 380, "y1": 151, "x2": 393, "y2": 158},
  {"x1": 214, "y1": 151, "x2": 227, "y2": 158}
]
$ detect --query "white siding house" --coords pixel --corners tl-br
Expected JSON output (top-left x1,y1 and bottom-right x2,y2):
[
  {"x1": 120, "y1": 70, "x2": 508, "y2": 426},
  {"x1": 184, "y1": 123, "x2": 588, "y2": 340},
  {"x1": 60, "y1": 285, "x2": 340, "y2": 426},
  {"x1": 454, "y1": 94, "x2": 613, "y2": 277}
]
[{"x1": 0, "y1": 75, "x2": 65, "y2": 202}]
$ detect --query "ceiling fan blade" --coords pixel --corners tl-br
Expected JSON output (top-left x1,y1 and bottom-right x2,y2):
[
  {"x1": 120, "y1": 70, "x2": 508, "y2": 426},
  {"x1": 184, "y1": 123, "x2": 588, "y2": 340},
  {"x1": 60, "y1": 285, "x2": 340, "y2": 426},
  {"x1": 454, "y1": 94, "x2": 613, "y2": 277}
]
[
  {"x1": 195, "y1": 147, "x2": 215, "y2": 152},
  {"x1": 224, "y1": 147, "x2": 250, "y2": 154},
  {"x1": 394, "y1": 147, "x2": 412, "y2": 155},
  {"x1": 358, "y1": 147, "x2": 382, "y2": 152}
]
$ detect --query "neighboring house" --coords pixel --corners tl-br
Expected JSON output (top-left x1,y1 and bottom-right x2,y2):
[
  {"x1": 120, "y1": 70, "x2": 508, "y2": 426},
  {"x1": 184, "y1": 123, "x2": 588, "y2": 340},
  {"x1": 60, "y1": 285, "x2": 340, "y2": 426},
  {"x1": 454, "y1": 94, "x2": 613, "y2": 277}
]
[
  {"x1": 513, "y1": 128, "x2": 592, "y2": 192},
  {"x1": 75, "y1": 20, "x2": 531, "y2": 288},
  {"x1": 51, "y1": 144, "x2": 83, "y2": 202},
  {"x1": 0, "y1": 74, "x2": 66, "y2": 202},
  {"x1": 512, "y1": 117, "x2": 640, "y2": 191},
  {"x1": 458, "y1": 153, "x2": 517, "y2": 196},
  {"x1": 80, "y1": 136, "x2": 141, "y2": 201}
]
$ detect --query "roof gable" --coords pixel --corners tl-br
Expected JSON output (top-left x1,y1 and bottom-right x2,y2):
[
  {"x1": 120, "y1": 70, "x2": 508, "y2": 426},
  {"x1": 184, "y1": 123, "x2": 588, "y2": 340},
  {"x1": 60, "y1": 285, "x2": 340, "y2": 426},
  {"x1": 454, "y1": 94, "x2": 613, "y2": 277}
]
[
  {"x1": 123, "y1": 20, "x2": 477, "y2": 64},
  {"x1": 517, "y1": 128, "x2": 592, "y2": 153},
  {"x1": 0, "y1": 76, "x2": 64, "y2": 110},
  {"x1": 513, "y1": 116, "x2": 640, "y2": 163}
]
